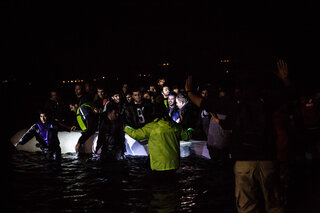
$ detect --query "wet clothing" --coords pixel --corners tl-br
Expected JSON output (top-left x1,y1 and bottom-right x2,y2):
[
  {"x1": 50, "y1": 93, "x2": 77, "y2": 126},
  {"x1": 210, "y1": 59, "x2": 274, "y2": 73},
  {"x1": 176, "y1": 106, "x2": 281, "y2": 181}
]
[
  {"x1": 124, "y1": 118, "x2": 193, "y2": 171},
  {"x1": 19, "y1": 121, "x2": 61, "y2": 160},
  {"x1": 96, "y1": 112, "x2": 125, "y2": 161},
  {"x1": 234, "y1": 161, "x2": 285, "y2": 213},
  {"x1": 77, "y1": 103, "x2": 93, "y2": 131},
  {"x1": 200, "y1": 83, "x2": 293, "y2": 213},
  {"x1": 76, "y1": 103, "x2": 97, "y2": 145}
]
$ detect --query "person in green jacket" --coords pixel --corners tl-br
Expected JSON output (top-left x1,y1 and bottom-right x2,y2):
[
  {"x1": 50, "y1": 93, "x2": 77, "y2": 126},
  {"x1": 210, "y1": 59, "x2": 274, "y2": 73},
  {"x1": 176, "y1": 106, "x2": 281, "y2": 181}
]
[{"x1": 124, "y1": 103, "x2": 194, "y2": 172}]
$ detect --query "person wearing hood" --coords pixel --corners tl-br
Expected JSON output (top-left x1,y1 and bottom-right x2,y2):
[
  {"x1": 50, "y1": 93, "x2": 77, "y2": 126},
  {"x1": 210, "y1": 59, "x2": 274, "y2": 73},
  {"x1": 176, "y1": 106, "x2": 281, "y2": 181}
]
[{"x1": 124, "y1": 102, "x2": 194, "y2": 172}]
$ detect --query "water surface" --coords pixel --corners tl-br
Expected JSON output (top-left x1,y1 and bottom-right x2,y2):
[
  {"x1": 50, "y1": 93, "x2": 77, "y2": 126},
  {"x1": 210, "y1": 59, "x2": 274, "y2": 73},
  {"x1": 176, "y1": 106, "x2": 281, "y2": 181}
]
[{"x1": 8, "y1": 151, "x2": 236, "y2": 213}]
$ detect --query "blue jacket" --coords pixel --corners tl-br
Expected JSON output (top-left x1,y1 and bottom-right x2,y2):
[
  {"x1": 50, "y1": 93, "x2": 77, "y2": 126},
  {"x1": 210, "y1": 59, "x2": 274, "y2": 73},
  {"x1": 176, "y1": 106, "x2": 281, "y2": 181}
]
[{"x1": 19, "y1": 121, "x2": 60, "y2": 149}]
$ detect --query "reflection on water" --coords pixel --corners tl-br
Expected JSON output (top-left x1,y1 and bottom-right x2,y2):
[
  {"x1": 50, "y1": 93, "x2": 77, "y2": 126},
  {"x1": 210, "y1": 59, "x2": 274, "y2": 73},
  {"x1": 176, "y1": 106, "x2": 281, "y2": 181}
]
[{"x1": 8, "y1": 151, "x2": 236, "y2": 213}]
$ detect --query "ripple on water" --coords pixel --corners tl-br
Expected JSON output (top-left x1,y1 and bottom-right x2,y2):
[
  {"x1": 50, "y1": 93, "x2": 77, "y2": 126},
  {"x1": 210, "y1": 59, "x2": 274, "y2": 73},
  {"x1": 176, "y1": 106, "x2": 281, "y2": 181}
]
[{"x1": 8, "y1": 152, "x2": 236, "y2": 213}]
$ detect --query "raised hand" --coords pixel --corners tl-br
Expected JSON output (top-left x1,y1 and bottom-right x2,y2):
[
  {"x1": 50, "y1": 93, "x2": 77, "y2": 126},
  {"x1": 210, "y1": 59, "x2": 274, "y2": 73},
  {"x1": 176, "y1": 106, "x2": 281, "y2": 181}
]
[{"x1": 276, "y1": 59, "x2": 288, "y2": 80}]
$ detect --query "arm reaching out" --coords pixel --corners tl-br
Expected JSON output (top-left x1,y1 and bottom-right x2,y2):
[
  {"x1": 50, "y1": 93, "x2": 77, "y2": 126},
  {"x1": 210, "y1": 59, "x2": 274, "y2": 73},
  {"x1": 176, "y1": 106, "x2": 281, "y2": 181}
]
[{"x1": 185, "y1": 75, "x2": 203, "y2": 108}]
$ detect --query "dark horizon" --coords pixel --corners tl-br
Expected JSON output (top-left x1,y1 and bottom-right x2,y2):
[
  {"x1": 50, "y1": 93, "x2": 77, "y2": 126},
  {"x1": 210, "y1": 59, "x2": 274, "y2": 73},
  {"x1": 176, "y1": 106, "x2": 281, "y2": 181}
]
[{"x1": 1, "y1": 1, "x2": 317, "y2": 88}]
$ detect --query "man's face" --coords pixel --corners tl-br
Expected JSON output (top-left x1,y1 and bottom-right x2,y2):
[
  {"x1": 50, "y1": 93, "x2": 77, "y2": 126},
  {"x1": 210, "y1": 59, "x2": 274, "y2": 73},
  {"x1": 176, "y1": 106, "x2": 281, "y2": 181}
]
[
  {"x1": 97, "y1": 89, "x2": 105, "y2": 99},
  {"x1": 40, "y1": 113, "x2": 47, "y2": 124},
  {"x1": 162, "y1": 86, "x2": 170, "y2": 97},
  {"x1": 143, "y1": 93, "x2": 151, "y2": 100},
  {"x1": 50, "y1": 92, "x2": 58, "y2": 101},
  {"x1": 126, "y1": 94, "x2": 132, "y2": 103},
  {"x1": 132, "y1": 91, "x2": 142, "y2": 104},
  {"x1": 201, "y1": 89, "x2": 208, "y2": 98},
  {"x1": 149, "y1": 86, "x2": 156, "y2": 93},
  {"x1": 112, "y1": 94, "x2": 121, "y2": 103},
  {"x1": 158, "y1": 79, "x2": 165, "y2": 86},
  {"x1": 168, "y1": 95, "x2": 176, "y2": 107},
  {"x1": 219, "y1": 90, "x2": 225, "y2": 97},
  {"x1": 75, "y1": 85, "x2": 82, "y2": 97},
  {"x1": 122, "y1": 84, "x2": 128, "y2": 92},
  {"x1": 108, "y1": 110, "x2": 119, "y2": 121},
  {"x1": 176, "y1": 98, "x2": 185, "y2": 109}
]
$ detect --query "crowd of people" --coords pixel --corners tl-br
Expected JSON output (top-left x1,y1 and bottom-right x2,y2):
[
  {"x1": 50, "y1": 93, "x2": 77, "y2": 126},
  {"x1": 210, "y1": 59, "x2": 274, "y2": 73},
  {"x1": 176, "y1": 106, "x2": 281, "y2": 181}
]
[{"x1": 15, "y1": 59, "x2": 320, "y2": 213}]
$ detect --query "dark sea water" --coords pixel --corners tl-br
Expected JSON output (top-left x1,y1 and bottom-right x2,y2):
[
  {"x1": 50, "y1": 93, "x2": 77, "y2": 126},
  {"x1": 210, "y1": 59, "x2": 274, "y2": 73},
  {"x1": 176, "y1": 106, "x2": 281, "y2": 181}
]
[
  {"x1": 6, "y1": 147, "x2": 320, "y2": 213},
  {"x1": 7, "y1": 152, "x2": 237, "y2": 213}
]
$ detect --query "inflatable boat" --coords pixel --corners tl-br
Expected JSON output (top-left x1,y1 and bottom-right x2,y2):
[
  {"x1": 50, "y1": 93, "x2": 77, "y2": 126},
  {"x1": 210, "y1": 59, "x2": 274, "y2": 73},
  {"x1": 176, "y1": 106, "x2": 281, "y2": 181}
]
[{"x1": 11, "y1": 129, "x2": 210, "y2": 159}]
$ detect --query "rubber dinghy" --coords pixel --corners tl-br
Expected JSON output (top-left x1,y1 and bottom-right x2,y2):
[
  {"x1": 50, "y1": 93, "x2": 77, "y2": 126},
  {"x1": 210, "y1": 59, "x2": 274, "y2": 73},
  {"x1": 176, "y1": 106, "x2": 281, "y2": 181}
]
[{"x1": 11, "y1": 129, "x2": 210, "y2": 159}]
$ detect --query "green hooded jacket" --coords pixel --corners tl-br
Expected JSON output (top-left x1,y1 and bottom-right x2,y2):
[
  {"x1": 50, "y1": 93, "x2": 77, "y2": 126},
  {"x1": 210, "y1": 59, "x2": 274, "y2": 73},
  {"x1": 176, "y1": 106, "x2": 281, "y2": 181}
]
[{"x1": 124, "y1": 118, "x2": 193, "y2": 171}]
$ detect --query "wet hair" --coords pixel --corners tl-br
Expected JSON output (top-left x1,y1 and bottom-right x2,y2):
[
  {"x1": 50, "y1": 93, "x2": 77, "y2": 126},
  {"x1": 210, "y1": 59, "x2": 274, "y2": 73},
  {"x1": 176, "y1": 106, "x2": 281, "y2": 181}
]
[
  {"x1": 176, "y1": 93, "x2": 188, "y2": 104},
  {"x1": 168, "y1": 91, "x2": 177, "y2": 97},
  {"x1": 38, "y1": 109, "x2": 47, "y2": 115},
  {"x1": 109, "y1": 88, "x2": 121, "y2": 97},
  {"x1": 162, "y1": 84, "x2": 170, "y2": 90},
  {"x1": 131, "y1": 87, "x2": 141, "y2": 94},
  {"x1": 151, "y1": 102, "x2": 171, "y2": 122},
  {"x1": 68, "y1": 98, "x2": 79, "y2": 106}
]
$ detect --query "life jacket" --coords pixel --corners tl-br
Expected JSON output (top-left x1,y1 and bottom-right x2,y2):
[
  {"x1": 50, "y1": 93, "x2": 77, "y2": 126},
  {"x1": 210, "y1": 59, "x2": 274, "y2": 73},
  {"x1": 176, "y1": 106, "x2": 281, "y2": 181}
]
[
  {"x1": 76, "y1": 103, "x2": 93, "y2": 131},
  {"x1": 164, "y1": 99, "x2": 168, "y2": 109},
  {"x1": 36, "y1": 121, "x2": 54, "y2": 145}
]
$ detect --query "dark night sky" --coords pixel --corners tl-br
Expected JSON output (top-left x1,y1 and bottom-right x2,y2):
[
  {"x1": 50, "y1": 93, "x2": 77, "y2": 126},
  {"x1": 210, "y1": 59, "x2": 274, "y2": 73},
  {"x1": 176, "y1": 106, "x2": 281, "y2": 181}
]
[{"x1": 1, "y1": 0, "x2": 318, "y2": 87}]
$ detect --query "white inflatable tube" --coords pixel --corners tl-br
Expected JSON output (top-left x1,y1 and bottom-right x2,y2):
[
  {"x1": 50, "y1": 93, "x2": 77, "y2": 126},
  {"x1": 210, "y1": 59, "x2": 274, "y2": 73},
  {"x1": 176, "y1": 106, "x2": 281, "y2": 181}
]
[{"x1": 11, "y1": 129, "x2": 210, "y2": 159}]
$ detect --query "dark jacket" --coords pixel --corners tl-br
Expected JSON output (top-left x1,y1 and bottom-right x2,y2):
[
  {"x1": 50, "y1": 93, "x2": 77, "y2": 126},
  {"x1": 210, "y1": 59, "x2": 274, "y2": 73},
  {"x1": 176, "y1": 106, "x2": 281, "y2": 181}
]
[
  {"x1": 19, "y1": 121, "x2": 60, "y2": 150},
  {"x1": 178, "y1": 102, "x2": 198, "y2": 129},
  {"x1": 96, "y1": 112, "x2": 125, "y2": 156},
  {"x1": 201, "y1": 85, "x2": 294, "y2": 160},
  {"x1": 124, "y1": 100, "x2": 154, "y2": 129}
]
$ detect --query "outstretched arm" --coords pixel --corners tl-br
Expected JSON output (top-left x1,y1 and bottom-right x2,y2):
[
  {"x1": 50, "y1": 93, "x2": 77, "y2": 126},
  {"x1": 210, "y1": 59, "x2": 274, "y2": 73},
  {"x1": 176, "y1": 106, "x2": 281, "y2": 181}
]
[
  {"x1": 18, "y1": 124, "x2": 37, "y2": 146},
  {"x1": 185, "y1": 75, "x2": 203, "y2": 108}
]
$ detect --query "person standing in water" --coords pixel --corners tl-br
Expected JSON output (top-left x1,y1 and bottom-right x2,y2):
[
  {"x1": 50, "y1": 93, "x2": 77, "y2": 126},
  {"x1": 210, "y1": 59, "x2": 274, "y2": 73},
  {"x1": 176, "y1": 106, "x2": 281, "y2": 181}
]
[
  {"x1": 124, "y1": 102, "x2": 194, "y2": 173},
  {"x1": 17, "y1": 110, "x2": 61, "y2": 161}
]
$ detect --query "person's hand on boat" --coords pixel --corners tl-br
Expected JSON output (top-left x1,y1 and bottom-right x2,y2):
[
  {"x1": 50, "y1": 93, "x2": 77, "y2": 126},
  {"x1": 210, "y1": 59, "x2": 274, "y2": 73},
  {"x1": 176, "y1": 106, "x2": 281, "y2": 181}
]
[
  {"x1": 75, "y1": 143, "x2": 81, "y2": 152},
  {"x1": 70, "y1": 126, "x2": 77, "y2": 131}
]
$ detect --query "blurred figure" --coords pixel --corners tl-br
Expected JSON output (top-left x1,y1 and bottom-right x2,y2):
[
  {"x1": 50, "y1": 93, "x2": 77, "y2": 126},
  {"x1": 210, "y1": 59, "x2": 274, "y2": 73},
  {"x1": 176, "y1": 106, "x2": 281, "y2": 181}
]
[
  {"x1": 185, "y1": 59, "x2": 292, "y2": 213},
  {"x1": 122, "y1": 83, "x2": 129, "y2": 95},
  {"x1": 300, "y1": 90, "x2": 320, "y2": 162},
  {"x1": 96, "y1": 104, "x2": 125, "y2": 161},
  {"x1": 17, "y1": 111, "x2": 61, "y2": 161},
  {"x1": 172, "y1": 85, "x2": 179, "y2": 94},
  {"x1": 84, "y1": 81, "x2": 96, "y2": 103},
  {"x1": 44, "y1": 89, "x2": 76, "y2": 131},
  {"x1": 198, "y1": 87, "x2": 211, "y2": 137},
  {"x1": 157, "y1": 77, "x2": 166, "y2": 91}
]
